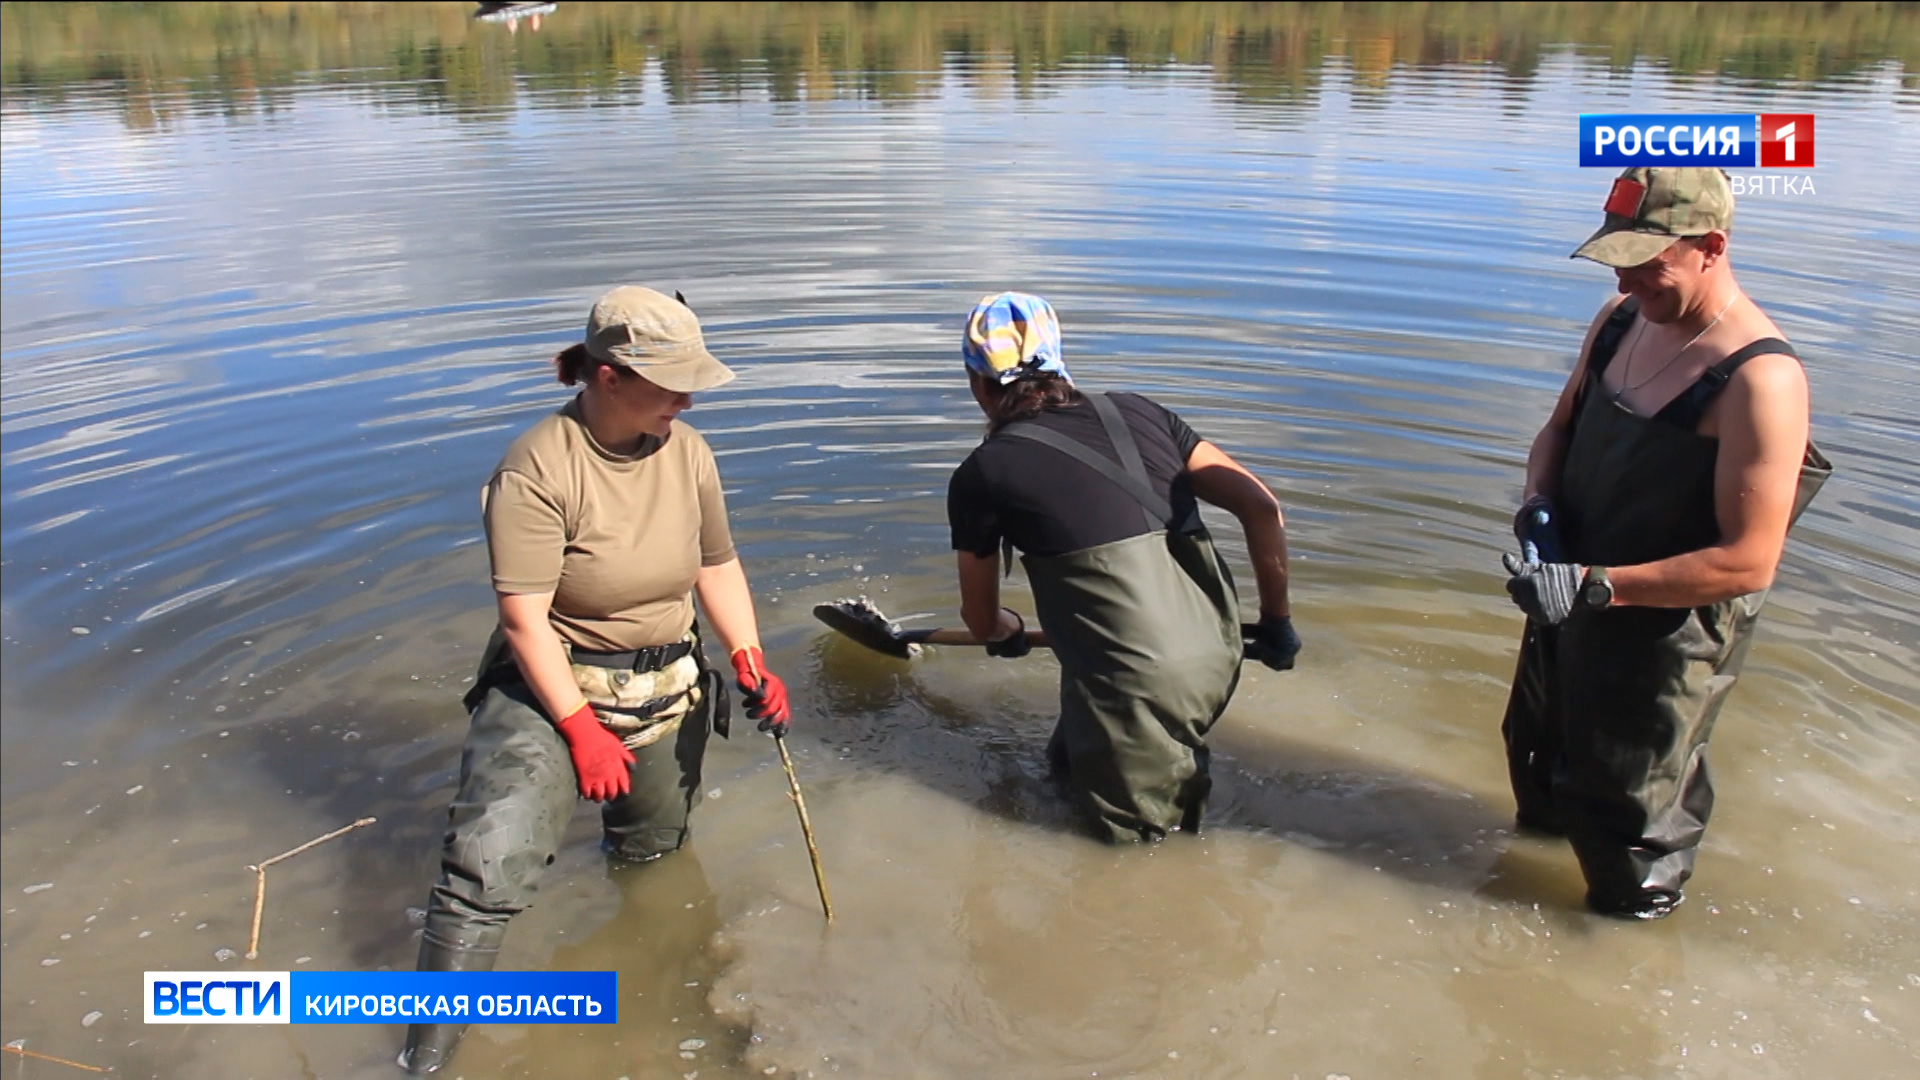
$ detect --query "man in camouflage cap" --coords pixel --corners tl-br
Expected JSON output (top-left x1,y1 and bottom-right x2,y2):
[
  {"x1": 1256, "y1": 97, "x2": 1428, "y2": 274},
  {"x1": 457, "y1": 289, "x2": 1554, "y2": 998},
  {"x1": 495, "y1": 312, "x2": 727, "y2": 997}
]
[{"x1": 1497, "y1": 167, "x2": 1830, "y2": 919}]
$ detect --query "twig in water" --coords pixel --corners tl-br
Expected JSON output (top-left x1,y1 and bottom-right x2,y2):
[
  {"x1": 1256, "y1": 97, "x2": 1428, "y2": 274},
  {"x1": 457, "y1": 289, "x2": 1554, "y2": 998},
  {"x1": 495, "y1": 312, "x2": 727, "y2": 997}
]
[
  {"x1": 2, "y1": 1043, "x2": 109, "y2": 1072},
  {"x1": 245, "y1": 817, "x2": 377, "y2": 959}
]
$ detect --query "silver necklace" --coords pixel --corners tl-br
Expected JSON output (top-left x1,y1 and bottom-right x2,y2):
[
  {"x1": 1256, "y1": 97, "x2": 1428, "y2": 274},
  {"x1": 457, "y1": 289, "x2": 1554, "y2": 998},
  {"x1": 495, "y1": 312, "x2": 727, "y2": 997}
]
[{"x1": 1613, "y1": 294, "x2": 1738, "y2": 404}]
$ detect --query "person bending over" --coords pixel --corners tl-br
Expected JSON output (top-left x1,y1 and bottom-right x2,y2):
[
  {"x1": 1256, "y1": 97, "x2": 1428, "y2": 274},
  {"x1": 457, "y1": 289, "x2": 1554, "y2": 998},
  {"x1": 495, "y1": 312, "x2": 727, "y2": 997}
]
[{"x1": 945, "y1": 291, "x2": 1301, "y2": 843}]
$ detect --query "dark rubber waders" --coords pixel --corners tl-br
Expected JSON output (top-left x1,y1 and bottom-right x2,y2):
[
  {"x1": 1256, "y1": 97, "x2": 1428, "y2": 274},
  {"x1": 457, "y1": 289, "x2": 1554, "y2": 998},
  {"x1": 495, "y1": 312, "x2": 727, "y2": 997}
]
[{"x1": 1502, "y1": 299, "x2": 1831, "y2": 918}]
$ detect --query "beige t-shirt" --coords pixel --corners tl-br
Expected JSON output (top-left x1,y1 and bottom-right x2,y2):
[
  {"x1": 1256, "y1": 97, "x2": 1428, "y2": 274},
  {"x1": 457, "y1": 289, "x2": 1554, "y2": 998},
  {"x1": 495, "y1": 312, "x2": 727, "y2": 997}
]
[{"x1": 483, "y1": 398, "x2": 736, "y2": 652}]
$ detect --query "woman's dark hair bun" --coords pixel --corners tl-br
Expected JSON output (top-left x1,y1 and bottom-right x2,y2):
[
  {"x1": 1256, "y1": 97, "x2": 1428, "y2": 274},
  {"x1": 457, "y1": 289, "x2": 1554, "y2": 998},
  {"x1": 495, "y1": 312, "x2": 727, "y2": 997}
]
[
  {"x1": 985, "y1": 372, "x2": 1082, "y2": 431},
  {"x1": 554, "y1": 343, "x2": 593, "y2": 386}
]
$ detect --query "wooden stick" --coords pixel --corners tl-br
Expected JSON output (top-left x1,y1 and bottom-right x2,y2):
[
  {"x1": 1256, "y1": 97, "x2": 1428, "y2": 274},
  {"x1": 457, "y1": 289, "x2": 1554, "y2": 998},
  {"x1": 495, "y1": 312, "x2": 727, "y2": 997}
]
[
  {"x1": 775, "y1": 733, "x2": 834, "y2": 923},
  {"x1": 244, "y1": 817, "x2": 377, "y2": 959},
  {"x1": 742, "y1": 648, "x2": 832, "y2": 922},
  {"x1": 909, "y1": 626, "x2": 1051, "y2": 649},
  {"x1": 818, "y1": 597, "x2": 1264, "y2": 659},
  {"x1": 2, "y1": 1044, "x2": 109, "y2": 1072}
]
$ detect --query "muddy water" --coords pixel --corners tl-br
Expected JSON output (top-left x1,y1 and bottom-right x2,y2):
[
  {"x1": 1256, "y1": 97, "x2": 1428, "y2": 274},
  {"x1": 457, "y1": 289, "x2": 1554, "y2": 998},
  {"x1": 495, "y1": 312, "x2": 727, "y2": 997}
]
[{"x1": 2, "y1": 4, "x2": 1917, "y2": 1078}]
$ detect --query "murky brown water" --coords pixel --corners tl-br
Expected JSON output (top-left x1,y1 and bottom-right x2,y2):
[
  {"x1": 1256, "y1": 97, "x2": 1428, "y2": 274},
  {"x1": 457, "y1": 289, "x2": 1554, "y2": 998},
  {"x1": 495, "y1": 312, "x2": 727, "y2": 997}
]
[{"x1": 3, "y1": 4, "x2": 1917, "y2": 1077}]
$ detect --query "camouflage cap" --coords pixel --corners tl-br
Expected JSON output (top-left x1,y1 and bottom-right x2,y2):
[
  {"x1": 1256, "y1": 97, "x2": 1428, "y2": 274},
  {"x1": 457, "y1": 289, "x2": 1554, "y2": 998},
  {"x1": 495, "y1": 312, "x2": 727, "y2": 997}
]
[
  {"x1": 583, "y1": 286, "x2": 734, "y2": 393},
  {"x1": 1571, "y1": 167, "x2": 1735, "y2": 268}
]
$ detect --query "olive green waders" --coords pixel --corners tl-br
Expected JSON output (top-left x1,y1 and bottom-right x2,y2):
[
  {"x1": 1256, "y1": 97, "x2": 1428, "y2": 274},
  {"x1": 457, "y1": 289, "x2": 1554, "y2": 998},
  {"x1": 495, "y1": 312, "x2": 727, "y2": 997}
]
[
  {"x1": 399, "y1": 632, "x2": 722, "y2": 1073},
  {"x1": 1502, "y1": 299, "x2": 1830, "y2": 918},
  {"x1": 1001, "y1": 395, "x2": 1243, "y2": 843}
]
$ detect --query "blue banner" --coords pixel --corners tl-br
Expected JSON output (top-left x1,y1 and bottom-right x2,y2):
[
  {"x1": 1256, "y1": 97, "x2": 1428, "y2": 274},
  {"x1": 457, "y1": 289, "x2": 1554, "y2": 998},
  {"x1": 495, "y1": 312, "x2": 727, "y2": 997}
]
[
  {"x1": 1579, "y1": 114, "x2": 1755, "y2": 167},
  {"x1": 289, "y1": 971, "x2": 618, "y2": 1024}
]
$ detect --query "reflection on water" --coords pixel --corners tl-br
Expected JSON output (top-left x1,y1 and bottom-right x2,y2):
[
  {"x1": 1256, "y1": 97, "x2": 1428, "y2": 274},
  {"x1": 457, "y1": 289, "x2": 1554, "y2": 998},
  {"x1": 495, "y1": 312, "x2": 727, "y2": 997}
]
[
  {"x1": 5, "y1": 1, "x2": 1920, "y2": 125},
  {"x1": 2, "y1": 2, "x2": 1917, "y2": 1078}
]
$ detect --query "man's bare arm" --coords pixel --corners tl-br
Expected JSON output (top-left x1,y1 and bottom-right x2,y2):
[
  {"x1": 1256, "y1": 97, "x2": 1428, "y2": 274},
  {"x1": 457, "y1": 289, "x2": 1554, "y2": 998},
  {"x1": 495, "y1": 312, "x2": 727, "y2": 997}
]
[{"x1": 1608, "y1": 353, "x2": 1810, "y2": 607}]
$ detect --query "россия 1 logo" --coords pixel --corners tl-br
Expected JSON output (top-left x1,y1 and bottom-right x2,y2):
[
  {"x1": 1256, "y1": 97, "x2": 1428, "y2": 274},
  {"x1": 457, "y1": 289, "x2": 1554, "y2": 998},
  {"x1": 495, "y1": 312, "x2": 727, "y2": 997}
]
[{"x1": 1580, "y1": 114, "x2": 1814, "y2": 168}]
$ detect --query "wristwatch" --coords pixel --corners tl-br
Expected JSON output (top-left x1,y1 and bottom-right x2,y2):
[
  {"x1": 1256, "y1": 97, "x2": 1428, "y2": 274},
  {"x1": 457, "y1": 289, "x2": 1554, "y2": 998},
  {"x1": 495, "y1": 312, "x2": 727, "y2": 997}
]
[{"x1": 1582, "y1": 566, "x2": 1615, "y2": 609}]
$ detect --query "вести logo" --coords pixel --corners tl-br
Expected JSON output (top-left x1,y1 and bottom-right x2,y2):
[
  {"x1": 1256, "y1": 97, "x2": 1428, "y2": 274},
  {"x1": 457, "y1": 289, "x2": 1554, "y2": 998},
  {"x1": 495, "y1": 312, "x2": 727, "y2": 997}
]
[
  {"x1": 145, "y1": 972, "x2": 291, "y2": 1024},
  {"x1": 144, "y1": 969, "x2": 619, "y2": 1025}
]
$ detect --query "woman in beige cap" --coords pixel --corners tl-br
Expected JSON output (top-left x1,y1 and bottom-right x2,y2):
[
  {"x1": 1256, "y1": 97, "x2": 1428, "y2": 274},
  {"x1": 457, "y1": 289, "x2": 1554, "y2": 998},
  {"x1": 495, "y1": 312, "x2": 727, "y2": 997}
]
[{"x1": 399, "y1": 286, "x2": 790, "y2": 1074}]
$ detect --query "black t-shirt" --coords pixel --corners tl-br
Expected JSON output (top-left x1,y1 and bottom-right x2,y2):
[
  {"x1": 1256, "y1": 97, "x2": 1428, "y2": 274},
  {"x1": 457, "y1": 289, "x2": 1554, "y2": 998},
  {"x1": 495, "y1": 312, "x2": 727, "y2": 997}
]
[{"x1": 948, "y1": 392, "x2": 1204, "y2": 559}]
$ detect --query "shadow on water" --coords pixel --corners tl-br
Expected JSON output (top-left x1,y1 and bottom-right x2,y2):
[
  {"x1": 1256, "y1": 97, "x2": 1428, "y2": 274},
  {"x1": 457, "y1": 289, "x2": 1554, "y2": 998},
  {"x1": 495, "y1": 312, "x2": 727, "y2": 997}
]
[
  {"x1": 180, "y1": 688, "x2": 466, "y2": 972},
  {"x1": 492, "y1": 844, "x2": 757, "y2": 1075},
  {"x1": 803, "y1": 630, "x2": 1525, "y2": 900},
  {"x1": 59, "y1": 670, "x2": 757, "y2": 1076}
]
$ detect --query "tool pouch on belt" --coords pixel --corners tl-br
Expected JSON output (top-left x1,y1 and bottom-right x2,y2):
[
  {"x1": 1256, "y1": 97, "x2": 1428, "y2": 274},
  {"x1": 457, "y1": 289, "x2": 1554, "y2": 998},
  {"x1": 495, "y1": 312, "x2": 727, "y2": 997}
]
[
  {"x1": 460, "y1": 625, "x2": 730, "y2": 742},
  {"x1": 698, "y1": 634, "x2": 733, "y2": 745},
  {"x1": 569, "y1": 633, "x2": 703, "y2": 751}
]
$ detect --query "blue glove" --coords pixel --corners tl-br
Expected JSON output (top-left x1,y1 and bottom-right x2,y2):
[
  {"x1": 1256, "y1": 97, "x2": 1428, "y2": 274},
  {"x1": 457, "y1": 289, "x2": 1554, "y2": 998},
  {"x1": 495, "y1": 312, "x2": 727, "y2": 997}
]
[
  {"x1": 1244, "y1": 614, "x2": 1302, "y2": 671},
  {"x1": 983, "y1": 609, "x2": 1032, "y2": 659},
  {"x1": 1513, "y1": 496, "x2": 1566, "y2": 566}
]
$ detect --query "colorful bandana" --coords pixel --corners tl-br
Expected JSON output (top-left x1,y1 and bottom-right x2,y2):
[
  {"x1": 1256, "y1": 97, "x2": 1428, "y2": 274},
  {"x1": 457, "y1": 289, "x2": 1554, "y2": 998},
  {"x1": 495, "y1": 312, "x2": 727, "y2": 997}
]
[{"x1": 961, "y1": 292, "x2": 1068, "y2": 384}]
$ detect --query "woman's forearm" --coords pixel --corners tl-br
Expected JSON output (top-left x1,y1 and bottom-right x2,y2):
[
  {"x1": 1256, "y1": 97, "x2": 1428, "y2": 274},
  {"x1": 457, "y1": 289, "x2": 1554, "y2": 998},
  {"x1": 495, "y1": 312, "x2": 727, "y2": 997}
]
[
  {"x1": 694, "y1": 557, "x2": 762, "y2": 656},
  {"x1": 500, "y1": 609, "x2": 587, "y2": 722}
]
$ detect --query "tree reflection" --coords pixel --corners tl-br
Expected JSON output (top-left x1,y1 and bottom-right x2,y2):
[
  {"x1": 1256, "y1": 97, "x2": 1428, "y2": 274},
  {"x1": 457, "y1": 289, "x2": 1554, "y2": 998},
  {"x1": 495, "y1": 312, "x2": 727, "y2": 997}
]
[{"x1": 2, "y1": 2, "x2": 1915, "y2": 128}]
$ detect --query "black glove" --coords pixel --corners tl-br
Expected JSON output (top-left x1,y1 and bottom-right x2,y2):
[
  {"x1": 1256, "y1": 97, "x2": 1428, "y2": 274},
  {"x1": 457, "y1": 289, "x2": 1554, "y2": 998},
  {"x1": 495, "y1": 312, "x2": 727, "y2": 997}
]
[
  {"x1": 1503, "y1": 553, "x2": 1584, "y2": 626},
  {"x1": 983, "y1": 609, "x2": 1032, "y2": 659},
  {"x1": 1243, "y1": 614, "x2": 1302, "y2": 671},
  {"x1": 1513, "y1": 496, "x2": 1566, "y2": 565}
]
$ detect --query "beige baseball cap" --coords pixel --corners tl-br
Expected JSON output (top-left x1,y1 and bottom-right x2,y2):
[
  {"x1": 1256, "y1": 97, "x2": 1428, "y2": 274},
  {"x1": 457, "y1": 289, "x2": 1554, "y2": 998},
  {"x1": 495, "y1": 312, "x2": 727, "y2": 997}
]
[
  {"x1": 1571, "y1": 167, "x2": 1735, "y2": 268},
  {"x1": 583, "y1": 286, "x2": 735, "y2": 393}
]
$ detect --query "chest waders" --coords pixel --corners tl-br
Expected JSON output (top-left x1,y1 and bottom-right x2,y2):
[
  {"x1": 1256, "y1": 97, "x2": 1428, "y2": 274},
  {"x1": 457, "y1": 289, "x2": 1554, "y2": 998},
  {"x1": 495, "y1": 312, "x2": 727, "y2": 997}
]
[
  {"x1": 999, "y1": 394, "x2": 1243, "y2": 843},
  {"x1": 400, "y1": 626, "x2": 727, "y2": 1074},
  {"x1": 1501, "y1": 299, "x2": 1831, "y2": 917}
]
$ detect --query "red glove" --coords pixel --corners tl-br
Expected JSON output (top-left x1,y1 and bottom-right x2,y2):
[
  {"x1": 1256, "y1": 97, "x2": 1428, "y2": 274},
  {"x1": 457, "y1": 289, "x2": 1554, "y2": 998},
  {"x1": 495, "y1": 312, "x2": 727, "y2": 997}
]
[
  {"x1": 730, "y1": 646, "x2": 791, "y2": 735},
  {"x1": 554, "y1": 701, "x2": 635, "y2": 802}
]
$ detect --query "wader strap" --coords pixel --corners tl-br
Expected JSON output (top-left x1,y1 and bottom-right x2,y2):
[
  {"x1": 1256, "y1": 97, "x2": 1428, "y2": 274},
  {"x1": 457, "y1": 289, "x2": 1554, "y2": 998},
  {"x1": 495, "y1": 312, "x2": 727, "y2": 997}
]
[
  {"x1": 1564, "y1": 298, "x2": 1641, "y2": 447},
  {"x1": 1653, "y1": 337, "x2": 1796, "y2": 431},
  {"x1": 999, "y1": 417, "x2": 1175, "y2": 528},
  {"x1": 1585, "y1": 298, "x2": 1642, "y2": 380},
  {"x1": 1650, "y1": 335, "x2": 1830, "y2": 526},
  {"x1": 1088, "y1": 394, "x2": 1157, "y2": 532}
]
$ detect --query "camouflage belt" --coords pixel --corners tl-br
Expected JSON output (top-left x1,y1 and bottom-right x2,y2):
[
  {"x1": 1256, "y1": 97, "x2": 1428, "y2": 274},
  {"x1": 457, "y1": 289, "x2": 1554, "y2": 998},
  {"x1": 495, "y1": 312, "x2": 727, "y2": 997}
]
[{"x1": 570, "y1": 635, "x2": 702, "y2": 750}]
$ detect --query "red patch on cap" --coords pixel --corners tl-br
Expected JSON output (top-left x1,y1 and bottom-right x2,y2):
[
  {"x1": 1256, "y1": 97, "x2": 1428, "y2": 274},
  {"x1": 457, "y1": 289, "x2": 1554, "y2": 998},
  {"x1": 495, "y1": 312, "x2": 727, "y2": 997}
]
[{"x1": 1604, "y1": 177, "x2": 1647, "y2": 219}]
